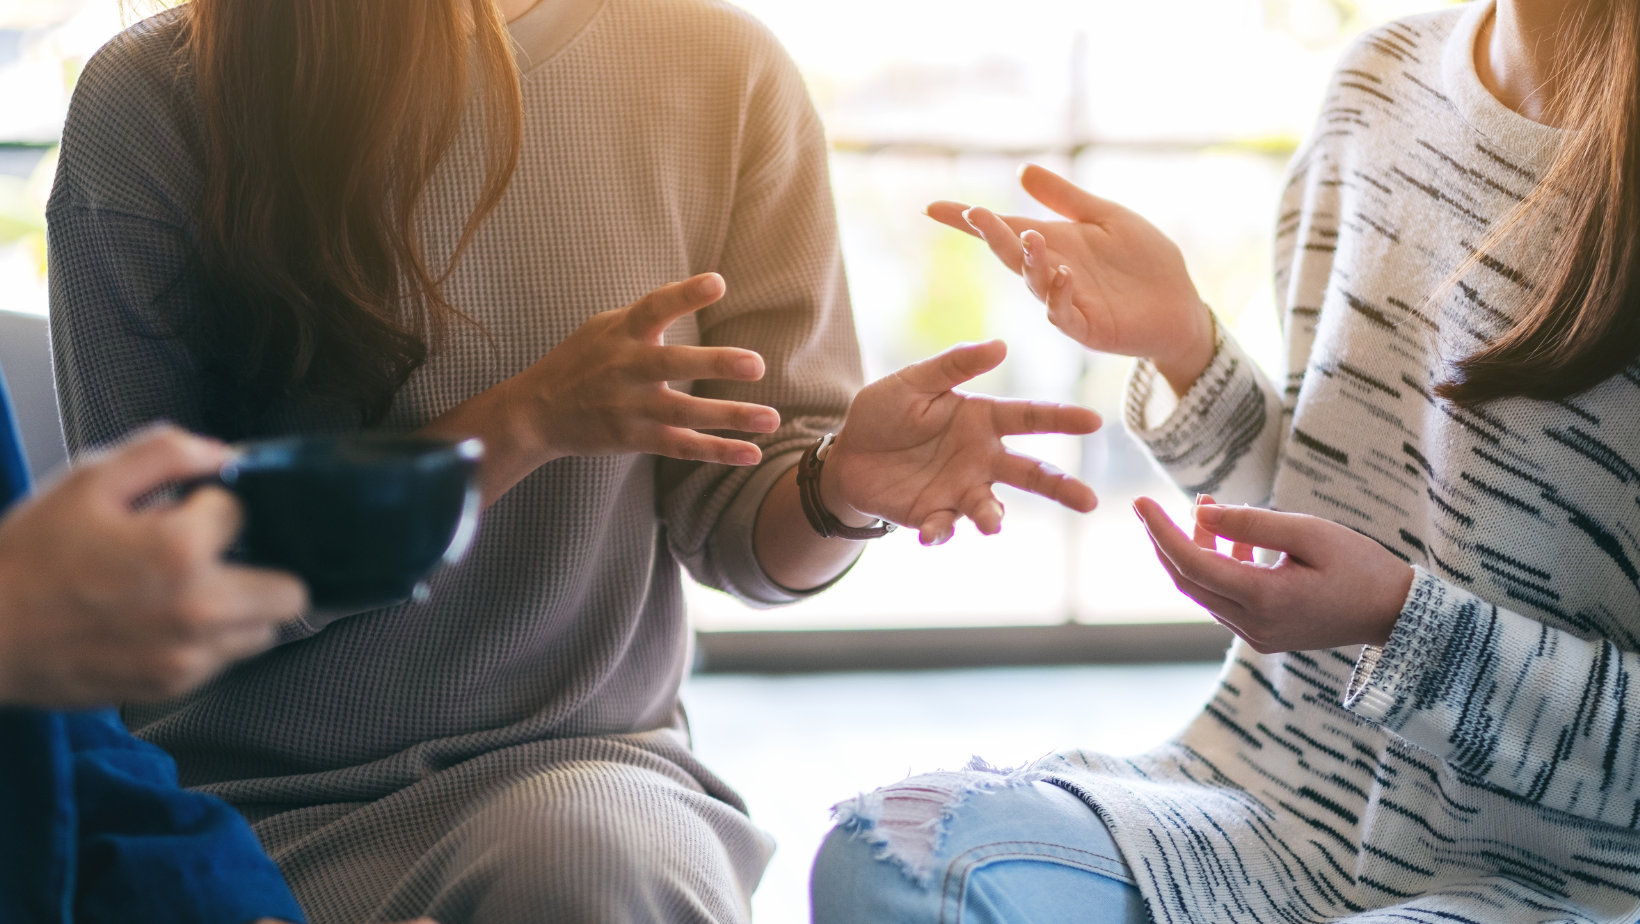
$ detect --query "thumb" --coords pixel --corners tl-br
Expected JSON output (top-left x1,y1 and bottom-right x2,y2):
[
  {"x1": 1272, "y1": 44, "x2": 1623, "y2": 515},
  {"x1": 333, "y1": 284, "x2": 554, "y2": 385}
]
[
  {"x1": 898, "y1": 340, "x2": 1007, "y2": 394},
  {"x1": 1193, "y1": 504, "x2": 1330, "y2": 556},
  {"x1": 85, "y1": 425, "x2": 231, "y2": 507},
  {"x1": 1019, "y1": 164, "x2": 1120, "y2": 224}
]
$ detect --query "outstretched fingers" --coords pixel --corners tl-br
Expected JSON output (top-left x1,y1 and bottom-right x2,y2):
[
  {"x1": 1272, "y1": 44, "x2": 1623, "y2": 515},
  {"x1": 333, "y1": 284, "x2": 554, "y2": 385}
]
[
  {"x1": 1143, "y1": 529, "x2": 1247, "y2": 628},
  {"x1": 650, "y1": 390, "x2": 780, "y2": 434},
  {"x1": 1019, "y1": 163, "x2": 1121, "y2": 224},
  {"x1": 627, "y1": 273, "x2": 727, "y2": 339},
  {"x1": 1020, "y1": 230, "x2": 1062, "y2": 302},
  {"x1": 1192, "y1": 493, "x2": 1219, "y2": 550},
  {"x1": 1134, "y1": 496, "x2": 1259, "y2": 600},
  {"x1": 1194, "y1": 504, "x2": 1329, "y2": 560},
  {"x1": 962, "y1": 207, "x2": 1029, "y2": 274},
  {"x1": 989, "y1": 397, "x2": 1100, "y2": 437},
  {"x1": 926, "y1": 200, "x2": 981, "y2": 237},
  {"x1": 1042, "y1": 263, "x2": 1087, "y2": 342},
  {"x1": 898, "y1": 340, "x2": 1008, "y2": 394},
  {"x1": 995, "y1": 451, "x2": 1097, "y2": 513},
  {"x1": 917, "y1": 509, "x2": 960, "y2": 547},
  {"x1": 646, "y1": 426, "x2": 762, "y2": 467},
  {"x1": 644, "y1": 344, "x2": 765, "y2": 383}
]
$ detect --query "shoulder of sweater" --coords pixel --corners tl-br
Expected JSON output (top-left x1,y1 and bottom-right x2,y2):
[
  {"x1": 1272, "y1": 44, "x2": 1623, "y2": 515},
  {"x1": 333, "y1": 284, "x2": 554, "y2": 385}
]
[
  {"x1": 1281, "y1": 6, "x2": 1469, "y2": 174},
  {"x1": 49, "y1": 8, "x2": 199, "y2": 226},
  {"x1": 1326, "y1": 6, "x2": 1465, "y2": 88},
  {"x1": 594, "y1": 0, "x2": 794, "y2": 72}
]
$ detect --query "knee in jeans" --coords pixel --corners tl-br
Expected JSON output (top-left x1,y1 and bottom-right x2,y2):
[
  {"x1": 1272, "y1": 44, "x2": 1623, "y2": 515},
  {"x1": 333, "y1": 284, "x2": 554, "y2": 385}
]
[{"x1": 824, "y1": 757, "x2": 1049, "y2": 884}]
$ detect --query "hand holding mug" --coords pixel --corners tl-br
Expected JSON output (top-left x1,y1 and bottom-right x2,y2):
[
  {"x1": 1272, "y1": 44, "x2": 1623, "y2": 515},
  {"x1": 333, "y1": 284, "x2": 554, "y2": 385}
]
[
  {"x1": 927, "y1": 164, "x2": 1217, "y2": 395},
  {"x1": 821, "y1": 340, "x2": 1101, "y2": 545},
  {"x1": 0, "y1": 427, "x2": 307, "y2": 707}
]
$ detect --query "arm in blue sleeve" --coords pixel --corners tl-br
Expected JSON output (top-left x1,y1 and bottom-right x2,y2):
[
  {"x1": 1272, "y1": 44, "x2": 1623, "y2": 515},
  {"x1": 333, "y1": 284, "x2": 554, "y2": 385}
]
[{"x1": 65, "y1": 709, "x2": 306, "y2": 924}]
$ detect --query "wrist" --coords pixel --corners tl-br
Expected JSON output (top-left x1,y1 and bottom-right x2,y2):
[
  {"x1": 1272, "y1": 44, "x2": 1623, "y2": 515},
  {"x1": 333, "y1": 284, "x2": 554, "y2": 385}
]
[
  {"x1": 1370, "y1": 564, "x2": 1417, "y2": 647},
  {"x1": 429, "y1": 380, "x2": 559, "y2": 467},
  {"x1": 1151, "y1": 299, "x2": 1216, "y2": 398},
  {"x1": 816, "y1": 438, "x2": 876, "y2": 529}
]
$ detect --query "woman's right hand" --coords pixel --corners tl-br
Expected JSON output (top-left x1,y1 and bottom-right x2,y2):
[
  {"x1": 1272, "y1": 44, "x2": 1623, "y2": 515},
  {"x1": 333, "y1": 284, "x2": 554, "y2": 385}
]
[
  {"x1": 423, "y1": 273, "x2": 780, "y2": 505},
  {"x1": 927, "y1": 164, "x2": 1217, "y2": 396}
]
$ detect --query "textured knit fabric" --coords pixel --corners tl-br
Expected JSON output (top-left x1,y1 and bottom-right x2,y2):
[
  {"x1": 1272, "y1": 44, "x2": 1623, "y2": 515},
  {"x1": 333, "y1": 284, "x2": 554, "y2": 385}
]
[
  {"x1": 45, "y1": 0, "x2": 861, "y2": 920},
  {"x1": 1029, "y1": 3, "x2": 1640, "y2": 921},
  {"x1": 0, "y1": 708, "x2": 307, "y2": 924}
]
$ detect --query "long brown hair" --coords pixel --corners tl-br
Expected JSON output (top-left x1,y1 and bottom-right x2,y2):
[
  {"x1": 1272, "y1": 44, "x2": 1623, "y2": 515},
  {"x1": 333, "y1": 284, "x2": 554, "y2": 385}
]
[
  {"x1": 179, "y1": 0, "x2": 522, "y2": 434},
  {"x1": 1437, "y1": 1, "x2": 1640, "y2": 406}
]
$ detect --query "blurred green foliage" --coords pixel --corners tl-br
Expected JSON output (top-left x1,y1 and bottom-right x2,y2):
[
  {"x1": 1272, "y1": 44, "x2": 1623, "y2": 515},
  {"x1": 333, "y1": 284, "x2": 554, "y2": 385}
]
[
  {"x1": 0, "y1": 147, "x2": 54, "y2": 278},
  {"x1": 909, "y1": 229, "x2": 990, "y2": 355}
]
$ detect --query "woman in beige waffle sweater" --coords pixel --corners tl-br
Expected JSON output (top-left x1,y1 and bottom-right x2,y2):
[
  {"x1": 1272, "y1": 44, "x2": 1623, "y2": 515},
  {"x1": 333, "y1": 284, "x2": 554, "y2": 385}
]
[{"x1": 46, "y1": 0, "x2": 1103, "y2": 921}]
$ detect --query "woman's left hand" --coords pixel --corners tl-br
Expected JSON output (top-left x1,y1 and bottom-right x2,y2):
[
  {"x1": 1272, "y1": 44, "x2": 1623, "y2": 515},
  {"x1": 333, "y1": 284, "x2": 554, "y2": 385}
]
[
  {"x1": 821, "y1": 340, "x2": 1101, "y2": 546},
  {"x1": 1133, "y1": 495, "x2": 1414, "y2": 653}
]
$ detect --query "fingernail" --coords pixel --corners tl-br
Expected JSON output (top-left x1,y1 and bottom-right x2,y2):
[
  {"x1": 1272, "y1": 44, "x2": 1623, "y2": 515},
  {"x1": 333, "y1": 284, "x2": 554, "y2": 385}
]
[
  {"x1": 750, "y1": 411, "x2": 778, "y2": 431},
  {"x1": 734, "y1": 357, "x2": 761, "y2": 377},
  {"x1": 736, "y1": 450, "x2": 758, "y2": 465},
  {"x1": 1022, "y1": 246, "x2": 1035, "y2": 266},
  {"x1": 1056, "y1": 266, "x2": 1070, "y2": 285},
  {"x1": 695, "y1": 275, "x2": 721, "y2": 297},
  {"x1": 1194, "y1": 504, "x2": 1224, "y2": 527}
]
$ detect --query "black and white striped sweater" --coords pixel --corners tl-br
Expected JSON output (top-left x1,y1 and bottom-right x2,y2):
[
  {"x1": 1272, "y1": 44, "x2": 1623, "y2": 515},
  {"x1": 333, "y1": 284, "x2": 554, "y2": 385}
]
[{"x1": 1046, "y1": 4, "x2": 1640, "y2": 921}]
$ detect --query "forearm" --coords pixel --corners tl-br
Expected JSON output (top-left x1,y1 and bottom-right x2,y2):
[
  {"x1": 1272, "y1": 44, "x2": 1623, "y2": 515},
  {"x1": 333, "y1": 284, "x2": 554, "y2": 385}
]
[
  {"x1": 417, "y1": 380, "x2": 548, "y2": 509},
  {"x1": 1346, "y1": 568, "x2": 1640, "y2": 825},
  {"x1": 1126, "y1": 321, "x2": 1283, "y2": 505},
  {"x1": 752, "y1": 466, "x2": 868, "y2": 592}
]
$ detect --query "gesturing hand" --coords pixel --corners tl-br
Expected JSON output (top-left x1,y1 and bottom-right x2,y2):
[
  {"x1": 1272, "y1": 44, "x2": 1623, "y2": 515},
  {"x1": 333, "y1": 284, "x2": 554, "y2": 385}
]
[
  {"x1": 0, "y1": 427, "x2": 308, "y2": 707},
  {"x1": 489, "y1": 272, "x2": 778, "y2": 467},
  {"x1": 822, "y1": 340, "x2": 1101, "y2": 546},
  {"x1": 927, "y1": 164, "x2": 1216, "y2": 394},
  {"x1": 1133, "y1": 495, "x2": 1415, "y2": 654}
]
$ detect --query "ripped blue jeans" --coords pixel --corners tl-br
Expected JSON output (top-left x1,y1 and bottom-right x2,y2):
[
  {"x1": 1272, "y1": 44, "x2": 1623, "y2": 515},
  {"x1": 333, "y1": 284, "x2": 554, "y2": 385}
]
[{"x1": 811, "y1": 761, "x2": 1151, "y2": 924}]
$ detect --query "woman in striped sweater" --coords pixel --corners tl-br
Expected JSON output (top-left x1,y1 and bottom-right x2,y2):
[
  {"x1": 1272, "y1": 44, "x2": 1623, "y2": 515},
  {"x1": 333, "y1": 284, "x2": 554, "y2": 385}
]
[{"x1": 813, "y1": 1, "x2": 1640, "y2": 922}]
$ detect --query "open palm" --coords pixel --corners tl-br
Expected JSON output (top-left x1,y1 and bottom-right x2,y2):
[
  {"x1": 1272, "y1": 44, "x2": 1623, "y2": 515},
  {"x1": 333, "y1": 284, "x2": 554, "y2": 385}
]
[
  {"x1": 926, "y1": 165, "x2": 1211, "y2": 373},
  {"x1": 826, "y1": 341, "x2": 1100, "y2": 545}
]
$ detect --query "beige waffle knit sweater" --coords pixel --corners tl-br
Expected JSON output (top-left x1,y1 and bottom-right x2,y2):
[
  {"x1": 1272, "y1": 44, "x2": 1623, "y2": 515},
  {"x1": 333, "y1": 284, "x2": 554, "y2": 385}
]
[{"x1": 47, "y1": 0, "x2": 859, "y2": 920}]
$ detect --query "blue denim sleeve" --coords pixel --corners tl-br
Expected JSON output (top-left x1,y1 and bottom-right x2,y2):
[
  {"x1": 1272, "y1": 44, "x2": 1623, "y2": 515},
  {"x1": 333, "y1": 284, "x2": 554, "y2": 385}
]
[
  {"x1": 0, "y1": 709, "x2": 76, "y2": 924},
  {"x1": 65, "y1": 709, "x2": 306, "y2": 924}
]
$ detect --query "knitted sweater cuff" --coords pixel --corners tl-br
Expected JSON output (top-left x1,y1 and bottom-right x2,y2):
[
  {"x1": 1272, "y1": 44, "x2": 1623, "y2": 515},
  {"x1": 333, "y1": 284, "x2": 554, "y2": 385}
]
[
  {"x1": 1344, "y1": 565, "x2": 1452, "y2": 727},
  {"x1": 705, "y1": 450, "x2": 863, "y2": 608},
  {"x1": 1123, "y1": 316, "x2": 1282, "y2": 505}
]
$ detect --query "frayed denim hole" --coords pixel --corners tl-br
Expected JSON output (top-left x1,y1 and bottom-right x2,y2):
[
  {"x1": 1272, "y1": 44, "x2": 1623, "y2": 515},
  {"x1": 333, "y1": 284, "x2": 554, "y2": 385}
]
[{"x1": 828, "y1": 756, "x2": 1051, "y2": 886}]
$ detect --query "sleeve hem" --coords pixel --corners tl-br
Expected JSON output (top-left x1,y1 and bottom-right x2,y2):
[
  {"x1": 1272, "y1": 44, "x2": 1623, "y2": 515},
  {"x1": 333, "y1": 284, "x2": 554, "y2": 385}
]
[
  {"x1": 1125, "y1": 313, "x2": 1226, "y2": 438},
  {"x1": 705, "y1": 451, "x2": 862, "y2": 608},
  {"x1": 1344, "y1": 565, "x2": 1447, "y2": 726},
  {"x1": 1122, "y1": 315, "x2": 1281, "y2": 504}
]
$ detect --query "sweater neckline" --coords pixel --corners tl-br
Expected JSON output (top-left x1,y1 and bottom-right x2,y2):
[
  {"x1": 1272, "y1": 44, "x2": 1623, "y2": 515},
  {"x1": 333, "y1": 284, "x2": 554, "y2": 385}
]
[
  {"x1": 509, "y1": 0, "x2": 608, "y2": 75},
  {"x1": 1440, "y1": 0, "x2": 1565, "y2": 177}
]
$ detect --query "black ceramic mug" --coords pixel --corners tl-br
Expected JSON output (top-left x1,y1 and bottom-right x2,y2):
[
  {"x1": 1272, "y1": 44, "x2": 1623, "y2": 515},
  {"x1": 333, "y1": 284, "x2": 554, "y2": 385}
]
[{"x1": 213, "y1": 434, "x2": 484, "y2": 609}]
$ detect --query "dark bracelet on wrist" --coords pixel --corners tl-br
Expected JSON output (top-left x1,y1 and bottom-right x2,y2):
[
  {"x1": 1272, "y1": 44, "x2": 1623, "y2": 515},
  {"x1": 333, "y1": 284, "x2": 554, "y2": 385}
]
[{"x1": 795, "y1": 434, "x2": 895, "y2": 541}]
